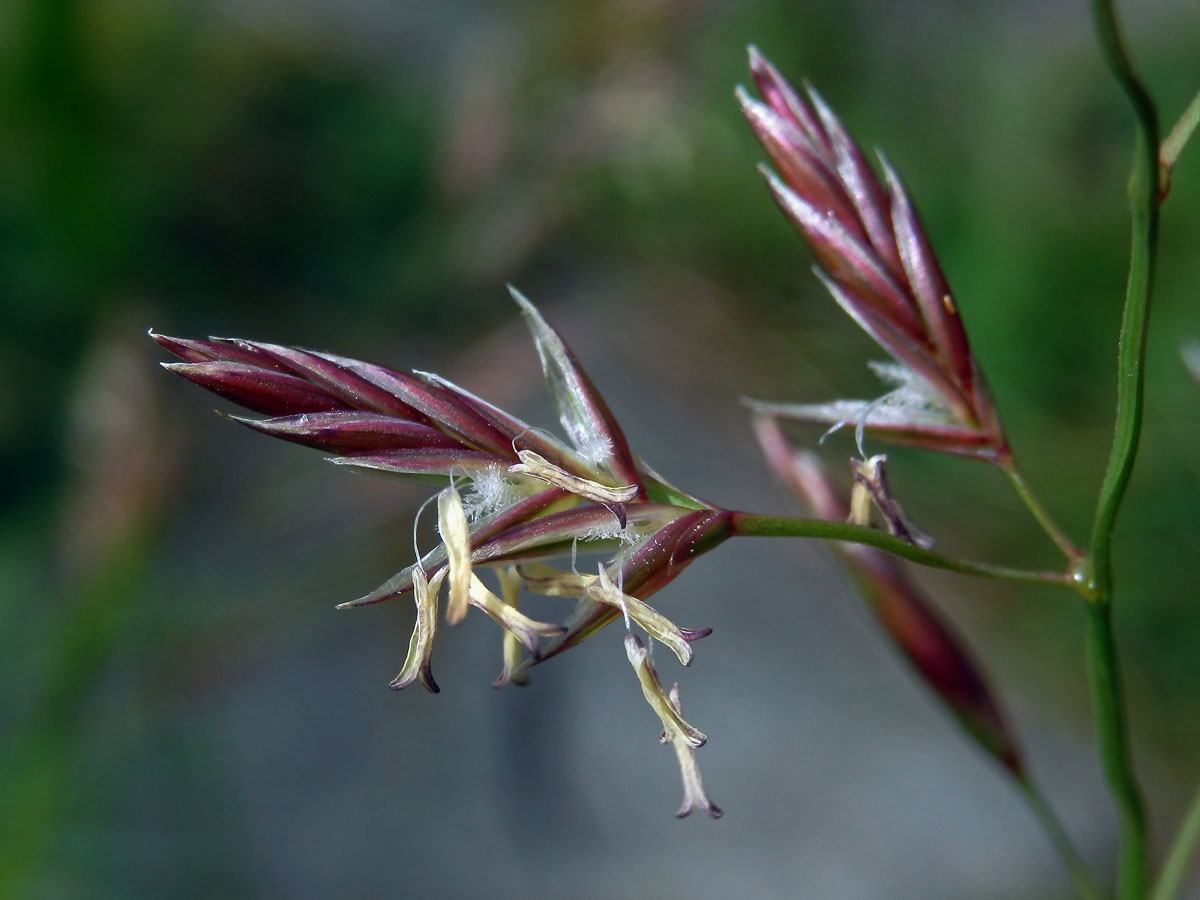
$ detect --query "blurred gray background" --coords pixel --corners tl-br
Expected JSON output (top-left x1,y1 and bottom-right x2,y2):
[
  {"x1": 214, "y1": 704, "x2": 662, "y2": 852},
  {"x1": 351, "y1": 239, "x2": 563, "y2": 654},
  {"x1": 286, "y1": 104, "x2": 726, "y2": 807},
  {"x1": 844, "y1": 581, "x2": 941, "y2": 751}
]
[{"x1": 3, "y1": 0, "x2": 1200, "y2": 897}]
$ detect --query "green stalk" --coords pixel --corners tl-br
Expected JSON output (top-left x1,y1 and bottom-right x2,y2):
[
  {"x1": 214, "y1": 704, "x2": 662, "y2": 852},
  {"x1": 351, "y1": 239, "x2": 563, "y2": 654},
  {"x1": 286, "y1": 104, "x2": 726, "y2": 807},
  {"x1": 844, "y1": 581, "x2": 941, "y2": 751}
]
[
  {"x1": 728, "y1": 513, "x2": 1074, "y2": 589},
  {"x1": 1159, "y1": 87, "x2": 1200, "y2": 193},
  {"x1": 1152, "y1": 782, "x2": 1200, "y2": 900},
  {"x1": 1019, "y1": 776, "x2": 1108, "y2": 900},
  {"x1": 1084, "y1": 599, "x2": 1147, "y2": 900},
  {"x1": 1150, "y1": 780, "x2": 1200, "y2": 900},
  {"x1": 1085, "y1": 1, "x2": 1160, "y2": 897},
  {"x1": 1086, "y1": 0, "x2": 1161, "y2": 585},
  {"x1": 997, "y1": 459, "x2": 1084, "y2": 562}
]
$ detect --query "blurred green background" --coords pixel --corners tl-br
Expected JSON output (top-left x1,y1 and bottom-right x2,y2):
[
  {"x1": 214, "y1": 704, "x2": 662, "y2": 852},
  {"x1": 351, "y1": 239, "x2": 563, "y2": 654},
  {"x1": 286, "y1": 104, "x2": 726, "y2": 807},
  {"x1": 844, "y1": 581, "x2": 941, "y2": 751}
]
[{"x1": 3, "y1": 0, "x2": 1199, "y2": 897}]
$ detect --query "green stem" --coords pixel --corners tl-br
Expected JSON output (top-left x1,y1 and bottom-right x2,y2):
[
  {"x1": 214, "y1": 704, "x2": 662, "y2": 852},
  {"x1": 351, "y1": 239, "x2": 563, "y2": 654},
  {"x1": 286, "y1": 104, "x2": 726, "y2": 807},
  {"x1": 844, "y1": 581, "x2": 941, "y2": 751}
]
[
  {"x1": 997, "y1": 459, "x2": 1084, "y2": 562},
  {"x1": 1087, "y1": 0, "x2": 1159, "y2": 576},
  {"x1": 1085, "y1": 1, "x2": 1160, "y2": 897},
  {"x1": 1151, "y1": 780, "x2": 1200, "y2": 900},
  {"x1": 729, "y1": 513, "x2": 1074, "y2": 589},
  {"x1": 1159, "y1": 87, "x2": 1200, "y2": 194},
  {"x1": 1085, "y1": 600, "x2": 1147, "y2": 900},
  {"x1": 1019, "y1": 776, "x2": 1108, "y2": 900}
]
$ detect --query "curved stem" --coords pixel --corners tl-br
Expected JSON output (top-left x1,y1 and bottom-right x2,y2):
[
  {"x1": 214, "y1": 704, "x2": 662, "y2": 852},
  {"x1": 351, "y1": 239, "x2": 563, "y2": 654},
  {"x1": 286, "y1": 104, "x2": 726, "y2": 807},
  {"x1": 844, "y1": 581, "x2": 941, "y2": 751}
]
[
  {"x1": 1085, "y1": 1, "x2": 1160, "y2": 897},
  {"x1": 1151, "y1": 779, "x2": 1200, "y2": 900},
  {"x1": 1086, "y1": 1, "x2": 1159, "y2": 578},
  {"x1": 997, "y1": 459, "x2": 1084, "y2": 562},
  {"x1": 728, "y1": 513, "x2": 1075, "y2": 589},
  {"x1": 1019, "y1": 776, "x2": 1107, "y2": 900}
]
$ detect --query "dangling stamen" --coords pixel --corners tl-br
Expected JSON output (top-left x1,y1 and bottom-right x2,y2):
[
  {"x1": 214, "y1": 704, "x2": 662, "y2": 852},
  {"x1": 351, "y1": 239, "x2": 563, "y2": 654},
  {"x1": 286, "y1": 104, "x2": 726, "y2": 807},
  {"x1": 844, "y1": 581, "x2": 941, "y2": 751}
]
[
  {"x1": 664, "y1": 683, "x2": 722, "y2": 818},
  {"x1": 467, "y1": 572, "x2": 564, "y2": 655},
  {"x1": 624, "y1": 634, "x2": 706, "y2": 748},
  {"x1": 508, "y1": 448, "x2": 636, "y2": 526},
  {"x1": 849, "y1": 454, "x2": 935, "y2": 548},
  {"x1": 491, "y1": 567, "x2": 531, "y2": 689},
  {"x1": 439, "y1": 484, "x2": 472, "y2": 625},
  {"x1": 390, "y1": 566, "x2": 447, "y2": 693}
]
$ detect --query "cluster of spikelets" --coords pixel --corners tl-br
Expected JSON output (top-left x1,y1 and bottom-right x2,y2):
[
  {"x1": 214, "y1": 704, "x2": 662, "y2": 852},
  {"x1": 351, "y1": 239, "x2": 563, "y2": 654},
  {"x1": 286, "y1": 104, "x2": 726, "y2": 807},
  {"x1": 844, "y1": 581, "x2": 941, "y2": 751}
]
[
  {"x1": 738, "y1": 47, "x2": 1008, "y2": 462},
  {"x1": 154, "y1": 288, "x2": 728, "y2": 818},
  {"x1": 738, "y1": 48, "x2": 1024, "y2": 778},
  {"x1": 156, "y1": 49, "x2": 1030, "y2": 818}
]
